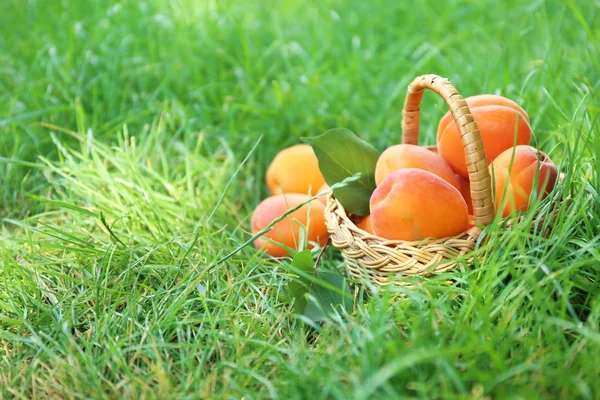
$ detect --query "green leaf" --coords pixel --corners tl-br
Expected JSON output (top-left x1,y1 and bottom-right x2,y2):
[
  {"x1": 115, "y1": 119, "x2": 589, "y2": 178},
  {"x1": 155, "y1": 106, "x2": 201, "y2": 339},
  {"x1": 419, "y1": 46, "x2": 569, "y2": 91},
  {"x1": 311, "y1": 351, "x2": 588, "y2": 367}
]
[
  {"x1": 304, "y1": 128, "x2": 379, "y2": 216},
  {"x1": 287, "y1": 250, "x2": 314, "y2": 312},
  {"x1": 304, "y1": 271, "x2": 354, "y2": 323},
  {"x1": 287, "y1": 251, "x2": 354, "y2": 323}
]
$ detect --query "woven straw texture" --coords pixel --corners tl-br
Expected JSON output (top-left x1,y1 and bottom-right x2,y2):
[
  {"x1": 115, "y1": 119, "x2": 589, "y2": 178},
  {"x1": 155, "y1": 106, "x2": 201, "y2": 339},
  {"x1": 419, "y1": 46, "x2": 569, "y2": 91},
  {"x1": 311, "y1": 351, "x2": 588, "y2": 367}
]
[{"x1": 324, "y1": 74, "x2": 528, "y2": 286}]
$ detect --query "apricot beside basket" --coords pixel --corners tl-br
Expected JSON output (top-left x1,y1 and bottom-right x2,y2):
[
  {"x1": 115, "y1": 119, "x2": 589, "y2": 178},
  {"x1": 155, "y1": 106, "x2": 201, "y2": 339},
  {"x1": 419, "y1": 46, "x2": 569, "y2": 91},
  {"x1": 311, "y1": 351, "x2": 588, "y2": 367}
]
[{"x1": 323, "y1": 74, "x2": 559, "y2": 287}]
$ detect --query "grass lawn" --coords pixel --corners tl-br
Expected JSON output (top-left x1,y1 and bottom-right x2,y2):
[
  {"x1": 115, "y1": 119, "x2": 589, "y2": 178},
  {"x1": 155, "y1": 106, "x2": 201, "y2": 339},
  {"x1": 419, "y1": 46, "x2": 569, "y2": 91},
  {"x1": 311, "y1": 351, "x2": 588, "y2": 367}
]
[{"x1": 1, "y1": 0, "x2": 599, "y2": 398}]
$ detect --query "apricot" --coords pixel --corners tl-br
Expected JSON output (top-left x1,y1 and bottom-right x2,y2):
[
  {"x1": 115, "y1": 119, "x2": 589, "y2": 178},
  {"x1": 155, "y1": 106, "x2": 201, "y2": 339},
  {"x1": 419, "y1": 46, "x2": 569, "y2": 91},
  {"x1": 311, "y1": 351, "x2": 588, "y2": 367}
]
[
  {"x1": 437, "y1": 94, "x2": 532, "y2": 178},
  {"x1": 375, "y1": 144, "x2": 460, "y2": 190},
  {"x1": 370, "y1": 169, "x2": 469, "y2": 241},
  {"x1": 489, "y1": 145, "x2": 558, "y2": 218},
  {"x1": 251, "y1": 194, "x2": 329, "y2": 257},
  {"x1": 317, "y1": 183, "x2": 330, "y2": 206},
  {"x1": 456, "y1": 174, "x2": 473, "y2": 214},
  {"x1": 437, "y1": 94, "x2": 530, "y2": 135},
  {"x1": 266, "y1": 144, "x2": 326, "y2": 196},
  {"x1": 356, "y1": 215, "x2": 375, "y2": 235}
]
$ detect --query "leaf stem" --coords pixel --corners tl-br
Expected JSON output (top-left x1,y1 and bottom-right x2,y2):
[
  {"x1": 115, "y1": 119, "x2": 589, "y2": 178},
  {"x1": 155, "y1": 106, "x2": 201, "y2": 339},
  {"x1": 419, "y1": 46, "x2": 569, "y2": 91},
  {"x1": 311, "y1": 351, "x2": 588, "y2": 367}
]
[{"x1": 314, "y1": 238, "x2": 330, "y2": 275}]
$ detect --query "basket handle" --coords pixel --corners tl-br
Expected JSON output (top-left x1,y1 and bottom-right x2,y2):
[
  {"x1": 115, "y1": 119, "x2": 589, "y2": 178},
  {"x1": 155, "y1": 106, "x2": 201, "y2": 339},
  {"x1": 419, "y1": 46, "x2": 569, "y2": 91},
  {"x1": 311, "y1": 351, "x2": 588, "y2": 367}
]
[{"x1": 401, "y1": 74, "x2": 495, "y2": 226}]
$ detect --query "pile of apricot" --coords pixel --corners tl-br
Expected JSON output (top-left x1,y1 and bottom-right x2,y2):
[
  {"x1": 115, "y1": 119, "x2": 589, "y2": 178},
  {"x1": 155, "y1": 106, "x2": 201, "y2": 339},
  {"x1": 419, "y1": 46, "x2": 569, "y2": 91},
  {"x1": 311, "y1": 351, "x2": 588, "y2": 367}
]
[
  {"x1": 252, "y1": 94, "x2": 558, "y2": 257},
  {"x1": 251, "y1": 144, "x2": 330, "y2": 257}
]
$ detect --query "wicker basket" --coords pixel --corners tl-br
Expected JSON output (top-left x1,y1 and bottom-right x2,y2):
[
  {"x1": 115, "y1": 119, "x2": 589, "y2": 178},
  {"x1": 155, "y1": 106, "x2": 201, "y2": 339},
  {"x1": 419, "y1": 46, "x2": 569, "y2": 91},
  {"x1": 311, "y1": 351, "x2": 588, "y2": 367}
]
[{"x1": 324, "y1": 74, "x2": 541, "y2": 286}]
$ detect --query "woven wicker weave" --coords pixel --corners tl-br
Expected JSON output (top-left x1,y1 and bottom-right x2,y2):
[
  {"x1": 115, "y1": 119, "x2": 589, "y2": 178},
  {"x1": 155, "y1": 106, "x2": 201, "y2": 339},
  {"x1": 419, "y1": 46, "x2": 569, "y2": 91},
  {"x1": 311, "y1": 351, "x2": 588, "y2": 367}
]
[{"x1": 324, "y1": 74, "x2": 504, "y2": 286}]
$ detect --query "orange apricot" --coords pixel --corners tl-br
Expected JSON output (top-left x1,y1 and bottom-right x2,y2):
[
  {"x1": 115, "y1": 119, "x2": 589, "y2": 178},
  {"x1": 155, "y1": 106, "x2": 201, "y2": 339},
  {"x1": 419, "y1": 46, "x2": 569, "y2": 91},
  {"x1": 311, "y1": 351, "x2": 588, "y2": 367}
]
[
  {"x1": 374, "y1": 144, "x2": 459, "y2": 190},
  {"x1": 251, "y1": 194, "x2": 329, "y2": 257},
  {"x1": 356, "y1": 215, "x2": 375, "y2": 235},
  {"x1": 437, "y1": 95, "x2": 532, "y2": 178},
  {"x1": 489, "y1": 145, "x2": 558, "y2": 218},
  {"x1": 317, "y1": 183, "x2": 330, "y2": 206},
  {"x1": 266, "y1": 144, "x2": 326, "y2": 196},
  {"x1": 455, "y1": 173, "x2": 474, "y2": 214},
  {"x1": 437, "y1": 94, "x2": 530, "y2": 135},
  {"x1": 370, "y1": 169, "x2": 469, "y2": 241}
]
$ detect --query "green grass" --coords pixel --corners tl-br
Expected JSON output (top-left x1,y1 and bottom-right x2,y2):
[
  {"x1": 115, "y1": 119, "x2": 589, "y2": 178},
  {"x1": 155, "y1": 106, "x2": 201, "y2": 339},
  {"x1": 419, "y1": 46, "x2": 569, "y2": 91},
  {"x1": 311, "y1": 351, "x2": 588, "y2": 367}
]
[{"x1": 1, "y1": 0, "x2": 599, "y2": 398}]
